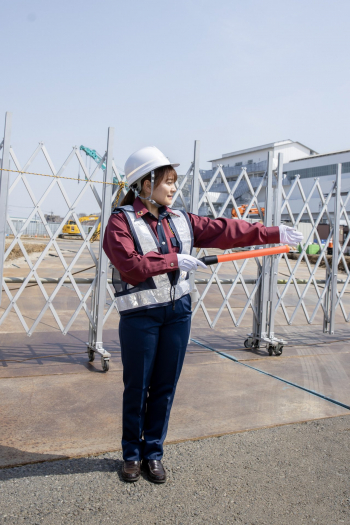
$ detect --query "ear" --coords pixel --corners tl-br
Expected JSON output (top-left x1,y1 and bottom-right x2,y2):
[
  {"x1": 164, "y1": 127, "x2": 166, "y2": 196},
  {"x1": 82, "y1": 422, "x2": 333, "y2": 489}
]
[{"x1": 141, "y1": 179, "x2": 151, "y2": 196}]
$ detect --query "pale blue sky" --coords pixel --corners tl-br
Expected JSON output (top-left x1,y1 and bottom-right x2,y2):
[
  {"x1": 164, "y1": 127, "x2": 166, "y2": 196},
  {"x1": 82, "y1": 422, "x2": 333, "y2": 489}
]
[{"x1": 1, "y1": 0, "x2": 349, "y2": 216}]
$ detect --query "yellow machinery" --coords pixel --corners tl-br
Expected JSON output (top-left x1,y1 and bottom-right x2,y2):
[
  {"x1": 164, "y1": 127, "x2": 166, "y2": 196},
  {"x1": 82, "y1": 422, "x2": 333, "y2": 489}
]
[
  {"x1": 90, "y1": 182, "x2": 127, "y2": 243},
  {"x1": 57, "y1": 182, "x2": 127, "y2": 242},
  {"x1": 59, "y1": 215, "x2": 99, "y2": 239}
]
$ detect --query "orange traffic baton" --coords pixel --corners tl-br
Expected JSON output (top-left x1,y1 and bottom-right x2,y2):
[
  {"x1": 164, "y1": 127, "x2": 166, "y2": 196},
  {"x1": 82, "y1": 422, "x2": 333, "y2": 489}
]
[{"x1": 199, "y1": 245, "x2": 290, "y2": 266}]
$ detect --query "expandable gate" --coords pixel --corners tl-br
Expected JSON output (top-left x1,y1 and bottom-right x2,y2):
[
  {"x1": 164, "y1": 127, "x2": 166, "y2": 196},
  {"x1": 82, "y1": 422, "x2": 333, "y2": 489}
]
[{"x1": 1, "y1": 113, "x2": 349, "y2": 370}]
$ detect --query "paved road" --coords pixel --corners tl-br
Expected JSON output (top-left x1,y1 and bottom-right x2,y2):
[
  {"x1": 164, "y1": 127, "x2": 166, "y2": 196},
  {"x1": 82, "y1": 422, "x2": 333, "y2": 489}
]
[{"x1": 0, "y1": 416, "x2": 349, "y2": 525}]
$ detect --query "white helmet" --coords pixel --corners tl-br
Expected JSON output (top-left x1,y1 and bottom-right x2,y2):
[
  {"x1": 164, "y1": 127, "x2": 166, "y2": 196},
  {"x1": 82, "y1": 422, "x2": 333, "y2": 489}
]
[
  {"x1": 124, "y1": 146, "x2": 179, "y2": 205},
  {"x1": 125, "y1": 146, "x2": 179, "y2": 186}
]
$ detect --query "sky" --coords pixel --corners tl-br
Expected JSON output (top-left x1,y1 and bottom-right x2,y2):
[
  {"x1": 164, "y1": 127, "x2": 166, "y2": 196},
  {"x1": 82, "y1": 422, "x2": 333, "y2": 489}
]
[{"x1": 1, "y1": 0, "x2": 349, "y2": 217}]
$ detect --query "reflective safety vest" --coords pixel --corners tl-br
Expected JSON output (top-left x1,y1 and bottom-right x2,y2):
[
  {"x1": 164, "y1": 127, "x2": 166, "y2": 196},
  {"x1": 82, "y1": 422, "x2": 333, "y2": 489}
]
[{"x1": 111, "y1": 205, "x2": 194, "y2": 314}]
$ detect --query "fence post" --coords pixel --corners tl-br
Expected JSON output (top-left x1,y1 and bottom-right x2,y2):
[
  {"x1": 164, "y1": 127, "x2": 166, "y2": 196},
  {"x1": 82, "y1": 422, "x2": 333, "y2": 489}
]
[
  {"x1": 251, "y1": 263, "x2": 262, "y2": 344},
  {"x1": 323, "y1": 267, "x2": 331, "y2": 334},
  {"x1": 329, "y1": 164, "x2": 341, "y2": 334},
  {"x1": 258, "y1": 150, "x2": 274, "y2": 341},
  {"x1": 0, "y1": 112, "x2": 12, "y2": 307},
  {"x1": 267, "y1": 152, "x2": 283, "y2": 339},
  {"x1": 87, "y1": 127, "x2": 114, "y2": 370},
  {"x1": 247, "y1": 151, "x2": 285, "y2": 353},
  {"x1": 190, "y1": 140, "x2": 201, "y2": 306},
  {"x1": 191, "y1": 140, "x2": 200, "y2": 215}
]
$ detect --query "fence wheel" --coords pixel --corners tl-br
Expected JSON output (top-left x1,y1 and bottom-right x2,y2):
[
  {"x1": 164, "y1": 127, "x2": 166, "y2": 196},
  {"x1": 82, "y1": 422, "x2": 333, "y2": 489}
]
[
  {"x1": 274, "y1": 345, "x2": 283, "y2": 356},
  {"x1": 101, "y1": 357, "x2": 110, "y2": 372}
]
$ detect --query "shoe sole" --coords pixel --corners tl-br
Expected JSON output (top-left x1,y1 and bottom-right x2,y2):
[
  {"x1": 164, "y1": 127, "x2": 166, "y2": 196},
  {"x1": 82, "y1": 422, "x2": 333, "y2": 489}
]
[
  {"x1": 122, "y1": 474, "x2": 140, "y2": 482},
  {"x1": 141, "y1": 462, "x2": 166, "y2": 483},
  {"x1": 146, "y1": 473, "x2": 166, "y2": 484}
]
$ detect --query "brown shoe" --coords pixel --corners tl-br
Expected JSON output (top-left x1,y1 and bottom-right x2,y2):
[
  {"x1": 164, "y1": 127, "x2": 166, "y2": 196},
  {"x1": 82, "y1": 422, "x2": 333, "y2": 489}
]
[
  {"x1": 142, "y1": 459, "x2": 167, "y2": 483},
  {"x1": 121, "y1": 460, "x2": 141, "y2": 482}
]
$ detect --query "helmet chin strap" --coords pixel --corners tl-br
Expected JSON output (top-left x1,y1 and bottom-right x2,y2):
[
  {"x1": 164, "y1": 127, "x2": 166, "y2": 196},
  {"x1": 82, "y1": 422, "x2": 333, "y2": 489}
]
[{"x1": 132, "y1": 170, "x2": 162, "y2": 208}]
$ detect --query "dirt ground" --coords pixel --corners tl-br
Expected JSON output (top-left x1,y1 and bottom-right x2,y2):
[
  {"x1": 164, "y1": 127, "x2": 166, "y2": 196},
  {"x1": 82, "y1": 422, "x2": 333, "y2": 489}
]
[
  {"x1": 288, "y1": 252, "x2": 350, "y2": 272},
  {"x1": 4, "y1": 240, "x2": 46, "y2": 261}
]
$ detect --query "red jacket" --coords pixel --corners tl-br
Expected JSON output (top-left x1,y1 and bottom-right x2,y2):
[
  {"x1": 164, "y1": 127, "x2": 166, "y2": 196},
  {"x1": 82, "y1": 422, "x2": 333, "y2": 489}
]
[{"x1": 103, "y1": 197, "x2": 280, "y2": 286}]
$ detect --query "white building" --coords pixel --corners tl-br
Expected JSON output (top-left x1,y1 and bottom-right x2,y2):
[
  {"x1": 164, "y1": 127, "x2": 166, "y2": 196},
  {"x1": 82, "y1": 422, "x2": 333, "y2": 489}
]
[
  {"x1": 282, "y1": 149, "x2": 350, "y2": 223},
  {"x1": 209, "y1": 140, "x2": 317, "y2": 173},
  {"x1": 199, "y1": 142, "x2": 350, "y2": 228}
]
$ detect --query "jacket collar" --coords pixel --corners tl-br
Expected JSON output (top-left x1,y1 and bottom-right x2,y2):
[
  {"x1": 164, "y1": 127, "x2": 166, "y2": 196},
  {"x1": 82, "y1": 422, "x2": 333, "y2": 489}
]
[{"x1": 133, "y1": 197, "x2": 180, "y2": 219}]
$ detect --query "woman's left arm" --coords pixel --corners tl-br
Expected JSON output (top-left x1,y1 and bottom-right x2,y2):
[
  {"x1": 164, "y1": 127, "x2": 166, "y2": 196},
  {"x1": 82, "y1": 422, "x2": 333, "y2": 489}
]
[{"x1": 188, "y1": 214, "x2": 280, "y2": 249}]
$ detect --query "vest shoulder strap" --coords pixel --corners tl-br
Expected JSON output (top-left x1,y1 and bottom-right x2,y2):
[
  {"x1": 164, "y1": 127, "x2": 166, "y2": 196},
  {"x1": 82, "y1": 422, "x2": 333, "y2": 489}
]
[
  {"x1": 170, "y1": 209, "x2": 194, "y2": 254},
  {"x1": 112, "y1": 204, "x2": 135, "y2": 215}
]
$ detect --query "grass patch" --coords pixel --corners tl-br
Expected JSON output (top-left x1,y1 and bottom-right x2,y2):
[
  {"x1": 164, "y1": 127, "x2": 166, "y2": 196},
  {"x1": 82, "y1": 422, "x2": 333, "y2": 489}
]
[
  {"x1": 288, "y1": 252, "x2": 350, "y2": 272},
  {"x1": 5, "y1": 241, "x2": 46, "y2": 261}
]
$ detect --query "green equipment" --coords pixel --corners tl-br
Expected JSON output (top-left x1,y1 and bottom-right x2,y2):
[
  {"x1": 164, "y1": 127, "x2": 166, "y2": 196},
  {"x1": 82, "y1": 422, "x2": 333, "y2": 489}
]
[
  {"x1": 79, "y1": 145, "x2": 125, "y2": 184},
  {"x1": 80, "y1": 146, "x2": 106, "y2": 171}
]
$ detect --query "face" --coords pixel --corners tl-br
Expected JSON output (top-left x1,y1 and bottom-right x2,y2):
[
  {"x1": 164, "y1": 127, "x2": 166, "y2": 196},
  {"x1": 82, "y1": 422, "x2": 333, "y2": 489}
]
[{"x1": 142, "y1": 172, "x2": 177, "y2": 206}]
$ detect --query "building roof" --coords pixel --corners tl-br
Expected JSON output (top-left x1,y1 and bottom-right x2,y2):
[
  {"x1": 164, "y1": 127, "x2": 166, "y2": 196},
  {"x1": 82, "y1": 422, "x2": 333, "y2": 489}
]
[
  {"x1": 208, "y1": 140, "x2": 317, "y2": 162},
  {"x1": 288, "y1": 149, "x2": 350, "y2": 163},
  {"x1": 9, "y1": 216, "x2": 37, "y2": 221}
]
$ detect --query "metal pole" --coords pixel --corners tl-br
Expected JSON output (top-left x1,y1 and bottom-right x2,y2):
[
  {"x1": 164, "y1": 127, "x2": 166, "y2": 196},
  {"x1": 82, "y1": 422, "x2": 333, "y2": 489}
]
[
  {"x1": 88, "y1": 127, "x2": 114, "y2": 368},
  {"x1": 273, "y1": 153, "x2": 283, "y2": 225},
  {"x1": 323, "y1": 266, "x2": 331, "y2": 334},
  {"x1": 189, "y1": 140, "x2": 201, "y2": 309},
  {"x1": 329, "y1": 164, "x2": 341, "y2": 334},
  {"x1": 258, "y1": 150, "x2": 274, "y2": 341},
  {"x1": 251, "y1": 263, "x2": 262, "y2": 344},
  {"x1": 0, "y1": 112, "x2": 12, "y2": 307},
  {"x1": 267, "y1": 152, "x2": 283, "y2": 339},
  {"x1": 190, "y1": 140, "x2": 200, "y2": 215}
]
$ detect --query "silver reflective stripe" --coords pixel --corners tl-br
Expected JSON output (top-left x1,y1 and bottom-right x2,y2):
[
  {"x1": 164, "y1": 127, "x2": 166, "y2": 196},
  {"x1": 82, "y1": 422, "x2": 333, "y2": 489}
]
[
  {"x1": 132, "y1": 213, "x2": 159, "y2": 255},
  {"x1": 171, "y1": 212, "x2": 192, "y2": 255},
  {"x1": 115, "y1": 207, "x2": 193, "y2": 312},
  {"x1": 117, "y1": 279, "x2": 192, "y2": 312}
]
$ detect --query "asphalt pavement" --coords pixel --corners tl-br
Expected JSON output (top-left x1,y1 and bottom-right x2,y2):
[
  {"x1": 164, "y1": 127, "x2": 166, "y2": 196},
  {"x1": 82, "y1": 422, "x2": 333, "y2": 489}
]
[{"x1": 0, "y1": 415, "x2": 349, "y2": 525}]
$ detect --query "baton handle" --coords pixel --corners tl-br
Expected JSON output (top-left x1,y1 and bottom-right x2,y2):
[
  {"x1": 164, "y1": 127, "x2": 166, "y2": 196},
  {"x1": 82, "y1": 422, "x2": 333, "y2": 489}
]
[{"x1": 199, "y1": 245, "x2": 290, "y2": 266}]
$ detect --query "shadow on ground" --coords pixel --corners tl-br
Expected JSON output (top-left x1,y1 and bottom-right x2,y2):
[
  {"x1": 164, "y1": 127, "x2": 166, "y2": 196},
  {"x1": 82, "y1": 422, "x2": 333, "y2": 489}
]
[{"x1": 0, "y1": 446, "x2": 124, "y2": 481}]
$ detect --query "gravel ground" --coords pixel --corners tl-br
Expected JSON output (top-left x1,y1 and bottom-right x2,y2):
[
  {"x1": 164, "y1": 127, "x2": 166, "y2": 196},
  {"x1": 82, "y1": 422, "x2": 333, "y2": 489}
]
[{"x1": 0, "y1": 416, "x2": 349, "y2": 525}]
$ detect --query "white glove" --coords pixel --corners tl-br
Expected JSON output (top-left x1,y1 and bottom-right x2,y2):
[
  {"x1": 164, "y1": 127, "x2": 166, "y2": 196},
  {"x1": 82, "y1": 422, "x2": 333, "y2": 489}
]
[
  {"x1": 279, "y1": 225, "x2": 304, "y2": 245},
  {"x1": 177, "y1": 254, "x2": 207, "y2": 272}
]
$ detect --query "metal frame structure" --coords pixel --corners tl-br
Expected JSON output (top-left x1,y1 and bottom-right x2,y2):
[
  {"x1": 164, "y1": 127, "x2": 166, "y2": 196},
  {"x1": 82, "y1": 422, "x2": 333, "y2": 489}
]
[
  {"x1": 0, "y1": 116, "x2": 116, "y2": 370},
  {"x1": 245, "y1": 152, "x2": 286, "y2": 355},
  {"x1": 1, "y1": 115, "x2": 349, "y2": 371},
  {"x1": 86, "y1": 128, "x2": 114, "y2": 371},
  {"x1": 274, "y1": 168, "x2": 337, "y2": 330},
  {"x1": 187, "y1": 143, "x2": 266, "y2": 332},
  {"x1": 0, "y1": 112, "x2": 12, "y2": 307}
]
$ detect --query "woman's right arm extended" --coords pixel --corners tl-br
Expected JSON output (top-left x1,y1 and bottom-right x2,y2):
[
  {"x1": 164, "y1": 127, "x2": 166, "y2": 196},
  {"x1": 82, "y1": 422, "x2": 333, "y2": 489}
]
[{"x1": 103, "y1": 213, "x2": 178, "y2": 286}]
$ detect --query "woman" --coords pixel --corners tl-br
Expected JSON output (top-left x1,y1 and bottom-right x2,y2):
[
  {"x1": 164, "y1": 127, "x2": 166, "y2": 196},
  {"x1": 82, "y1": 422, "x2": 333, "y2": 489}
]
[{"x1": 103, "y1": 146, "x2": 302, "y2": 484}]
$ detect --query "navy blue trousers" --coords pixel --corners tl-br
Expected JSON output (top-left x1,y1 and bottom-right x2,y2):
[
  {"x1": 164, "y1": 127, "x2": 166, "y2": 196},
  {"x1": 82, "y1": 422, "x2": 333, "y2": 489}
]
[{"x1": 119, "y1": 294, "x2": 192, "y2": 461}]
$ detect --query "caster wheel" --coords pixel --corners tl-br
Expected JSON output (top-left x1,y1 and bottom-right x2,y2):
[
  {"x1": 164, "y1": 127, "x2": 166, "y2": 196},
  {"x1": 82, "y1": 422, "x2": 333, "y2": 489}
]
[
  {"x1": 88, "y1": 349, "x2": 95, "y2": 362},
  {"x1": 101, "y1": 357, "x2": 110, "y2": 372},
  {"x1": 274, "y1": 346, "x2": 283, "y2": 356},
  {"x1": 268, "y1": 345, "x2": 274, "y2": 356},
  {"x1": 252, "y1": 341, "x2": 260, "y2": 349},
  {"x1": 244, "y1": 339, "x2": 251, "y2": 349}
]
